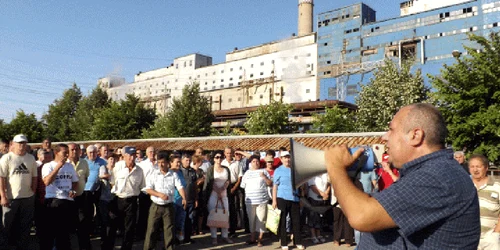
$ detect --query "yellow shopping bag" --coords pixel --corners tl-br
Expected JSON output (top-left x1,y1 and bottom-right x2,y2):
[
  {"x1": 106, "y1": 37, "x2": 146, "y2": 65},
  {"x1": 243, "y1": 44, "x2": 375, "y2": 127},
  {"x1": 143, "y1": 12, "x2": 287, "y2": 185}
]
[{"x1": 265, "y1": 204, "x2": 281, "y2": 235}]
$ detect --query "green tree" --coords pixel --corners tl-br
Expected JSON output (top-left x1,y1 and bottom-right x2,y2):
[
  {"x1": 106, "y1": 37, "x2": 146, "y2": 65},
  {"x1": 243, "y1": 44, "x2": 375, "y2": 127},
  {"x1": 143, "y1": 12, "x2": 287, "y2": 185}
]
[
  {"x1": 142, "y1": 83, "x2": 214, "y2": 138},
  {"x1": 430, "y1": 32, "x2": 500, "y2": 163},
  {"x1": 356, "y1": 59, "x2": 429, "y2": 132},
  {"x1": 0, "y1": 120, "x2": 10, "y2": 140},
  {"x1": 42, "y1": 83, "x2": 82, "y2": 141},
  {"x1": 91, "y1": 94, "x2": 156, "y2": 140},
  {"x1": 244, "y1": 101, "x2": 294, "y2": 135},
  {"x1": 311, "y1": 106, "x2": 356, "y2": 133},
  {"x1": 70, "y1": 86, "x2": 110, "y2": 140},
  {"x1": 8, "y1": 110, "x2": 44, "y2": 142}
]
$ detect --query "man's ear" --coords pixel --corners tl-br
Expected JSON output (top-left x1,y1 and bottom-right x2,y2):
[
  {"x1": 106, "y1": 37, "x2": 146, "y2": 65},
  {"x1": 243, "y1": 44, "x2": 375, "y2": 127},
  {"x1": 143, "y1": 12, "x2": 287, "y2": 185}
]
[{"x1": 406, "y1": 128, "x2": 424, "y2": 146}]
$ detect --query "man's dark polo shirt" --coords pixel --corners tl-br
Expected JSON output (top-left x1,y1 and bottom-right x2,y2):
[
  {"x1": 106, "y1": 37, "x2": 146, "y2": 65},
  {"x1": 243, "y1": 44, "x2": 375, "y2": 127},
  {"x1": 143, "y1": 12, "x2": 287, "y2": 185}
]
[{"x1": 359, "y1": 149, "x2": 480, "y2": 249}]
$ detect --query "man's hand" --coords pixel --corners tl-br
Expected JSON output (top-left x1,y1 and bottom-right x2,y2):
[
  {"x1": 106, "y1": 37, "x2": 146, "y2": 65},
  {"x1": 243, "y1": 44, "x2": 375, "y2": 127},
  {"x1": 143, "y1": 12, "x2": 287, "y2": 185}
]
[
  {"x1": 272, "y1": 200, "x2": 277, "y2": 210},
  {"x1": 0, "y1": 196, "x2": 9, "y2": 207},
  {"x1": 382, "y1": 162, "x2": 392, "y2": 173},
  {"x1": 324, "y1": 145, "x2": 365, "y2": 173},
  {"x1": 195, "y1": 200, "x2": 198, "y2": 208},
  {"x1": 55, "y1": 159, "x2": 65, "y2": 170},
  {"x1": 182, "y1": 199, "x2": 187, "y2": 209},
  {"x1": 230, "y1": 187, "x2": 237, "y2": 194},
  {"x1": 159, "y1": 193, "x2": 168, "y2": 201},
  {"x1": 69, "y1": 190, "x2": 77, "y2": 198}
]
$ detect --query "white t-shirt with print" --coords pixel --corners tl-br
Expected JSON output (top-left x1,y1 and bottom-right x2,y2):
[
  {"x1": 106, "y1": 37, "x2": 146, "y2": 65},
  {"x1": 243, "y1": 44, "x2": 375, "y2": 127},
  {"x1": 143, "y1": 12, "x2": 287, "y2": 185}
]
[
  {"x1": 0, "y1": 152, "x2": 37, "y2": 199},
  {"x1": 42, "y1": 161, "x2": 79, "y2": 201}
]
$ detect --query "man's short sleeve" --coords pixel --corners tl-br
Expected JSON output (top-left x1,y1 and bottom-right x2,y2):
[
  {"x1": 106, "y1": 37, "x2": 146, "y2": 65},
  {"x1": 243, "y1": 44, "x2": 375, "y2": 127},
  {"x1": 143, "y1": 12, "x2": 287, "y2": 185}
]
[
  {"x1": 373, "y1": 173, "x2": 460, "y2": 236},
  {"x1": 0, "y1": 154, "x2": 9, "y2": 177},
  {"x1": 174, "y1": 172, "x2": 184, "y2": 190},
  {"x1": 274, "y1": 169, "x2": 281, "y2": 186},
  {"x1": 42, "y1": 163, "x2": 53, "y2": 178}
]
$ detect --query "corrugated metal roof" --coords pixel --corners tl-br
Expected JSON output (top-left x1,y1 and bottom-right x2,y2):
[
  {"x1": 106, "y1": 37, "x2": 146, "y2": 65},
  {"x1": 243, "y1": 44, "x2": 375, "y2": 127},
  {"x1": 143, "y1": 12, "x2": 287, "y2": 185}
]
[{"x1": 31, "y1": 133, "x2": 385, "y2": 152}]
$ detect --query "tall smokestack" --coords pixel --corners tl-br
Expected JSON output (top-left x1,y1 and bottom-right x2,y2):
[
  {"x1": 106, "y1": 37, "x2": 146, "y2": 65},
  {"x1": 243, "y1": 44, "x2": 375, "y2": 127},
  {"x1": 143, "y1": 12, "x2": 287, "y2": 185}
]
[{"x1": 298, "y1": 0, "x2": 313, "y2": 36}]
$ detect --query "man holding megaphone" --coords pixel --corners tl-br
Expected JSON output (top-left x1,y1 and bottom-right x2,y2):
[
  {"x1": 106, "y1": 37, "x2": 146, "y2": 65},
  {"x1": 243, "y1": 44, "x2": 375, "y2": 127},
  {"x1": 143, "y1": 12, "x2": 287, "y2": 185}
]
[{"x1": 325, "y1": 103, "x2": 480, "y2": 249}]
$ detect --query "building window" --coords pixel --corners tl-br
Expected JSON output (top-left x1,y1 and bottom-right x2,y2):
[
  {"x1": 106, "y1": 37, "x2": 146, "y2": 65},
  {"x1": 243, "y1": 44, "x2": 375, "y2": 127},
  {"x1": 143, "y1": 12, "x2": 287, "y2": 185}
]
[
  {"x1": 213, "y1": 72, "x2": 216, "y2": 75},
  {"x1": 230, "y1": 68, "x2": 233, "y2": 71},
  {"x1": 259, "y1": 94, "x2": 263, "y2": 99},
  {"x1": 212, "y1": 86, "x2": 216, "y2": 90},
  {"x1": 250, "y1": 74, "x2": 254, "y2": 78},
  {"x1": 324, "y1": 42, "x2": 328, "y2": 46},
  {"x1": 306, "y1": 89, "x2": 310, "y2": 94},
  {"x1": 220, "y1": 84, "x2": 224, "y2": 88},
  {"x1": 205, "y1": 82, "x2": 208, "y2": 85},
  {"x1": 238, "y1": 97, "x2": 241, "y2": 101},
  {"x1": 189, "y1": 60, "x2": 192, "y2": 66},
  {"x1": 204, "y1": 87, "x2": 208, "y2": 90},
  {"x1": 260, "y1": 62, "x2": 264, "y2": 66},
  {"x1": 229, "y1": 83, "x2": 233, "y2": 87},
  {"x1": 328, "y1": 87, "x2": 336, "y2": 98},
  {"x1": 221, "y1": 70, "x2": 224, "y2": 73},
  {"x1": 327, "y1": 60, "x2": 331, "y2": 64},
  {"x1": 228, "y1": 98, "x2": 232, "y2": 102},
  {"x1": 271, "y1": 60, "x2": 275, "y2": 64},
  {"x1": 260, "y1": 72, "x2": 264, "y2": 76},
  {"x1": 251, "y1": 64, "x2": 254, "y2": 68},
  {"x1": 249, "y1": 96, "x2": 253, "y2": 100},
  {"x1": 239, "y1": 66, "x2": 243, "y2": 70},
  {"x1": 239, "y1": 76, "x2": 242, "y2": 79},
  {"x1": 294, "y1": 56, "x2": 298, "y2": 59},
  {"x1": 213, "y1": 80, "x2": 216, "y2": 83},
  {"x1": 221, "y1": 79, "x2": 224, "y2": 82}
]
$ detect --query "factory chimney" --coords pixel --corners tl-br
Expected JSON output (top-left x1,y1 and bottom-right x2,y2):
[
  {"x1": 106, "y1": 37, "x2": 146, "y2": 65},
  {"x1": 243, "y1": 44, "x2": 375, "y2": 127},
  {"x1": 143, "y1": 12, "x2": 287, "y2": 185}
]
[{"x1": 298, "y1": 0, "x2": 314, "y2": 36}]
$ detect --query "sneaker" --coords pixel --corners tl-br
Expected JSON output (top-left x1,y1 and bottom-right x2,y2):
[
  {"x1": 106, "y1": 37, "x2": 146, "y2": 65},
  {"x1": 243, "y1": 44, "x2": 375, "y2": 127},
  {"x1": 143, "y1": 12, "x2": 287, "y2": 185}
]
[
  {"x1": 311, "y1": 237, "x2": 319, "y2": 244},
  {"x1": 281, "y1": 247, "x2": 289, "y2": 250},
  {"x1": 318, "y1": 236, "x2": 326, "y2": 243},
  {"x1": 297, "y1": 245, "x2": 306, "y2": 250}
]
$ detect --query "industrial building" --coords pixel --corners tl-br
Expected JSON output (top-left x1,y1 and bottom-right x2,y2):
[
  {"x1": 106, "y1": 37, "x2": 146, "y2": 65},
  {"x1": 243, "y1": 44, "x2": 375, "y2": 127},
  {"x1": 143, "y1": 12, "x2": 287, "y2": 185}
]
[{"x1": 318, "y1": 0, "x2": 500, "y2": 103}]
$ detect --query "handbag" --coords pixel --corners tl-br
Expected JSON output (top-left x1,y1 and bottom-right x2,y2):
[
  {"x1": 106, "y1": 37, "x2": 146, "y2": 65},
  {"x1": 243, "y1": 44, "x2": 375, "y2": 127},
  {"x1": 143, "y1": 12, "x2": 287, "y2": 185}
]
[
  {"x1": 207, "y1": 198, "x2": 229, "y2": 229},
  {"x1": 265, "y1": 204, "x2": 281, "y2": 235}
]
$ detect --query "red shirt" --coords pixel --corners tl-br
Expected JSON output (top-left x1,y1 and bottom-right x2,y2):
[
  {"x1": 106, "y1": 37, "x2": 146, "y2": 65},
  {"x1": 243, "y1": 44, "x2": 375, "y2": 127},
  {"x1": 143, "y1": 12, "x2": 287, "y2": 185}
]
[
  {"x1": 259, "y1": 158, "x2": 282, "y2": 169},
  {"x1": 376, "y1": 167, "x2": 399, "y2": 191}
]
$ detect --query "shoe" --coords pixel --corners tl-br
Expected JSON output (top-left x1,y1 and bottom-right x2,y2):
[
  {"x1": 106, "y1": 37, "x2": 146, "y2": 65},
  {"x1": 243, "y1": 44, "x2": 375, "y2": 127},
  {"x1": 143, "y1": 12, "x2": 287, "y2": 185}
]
[
  {"x1": 228, "y1": 232, "x2": 237, "y2": 238},
  {"x1": 333, "y1": 241, "x2": 340, "y2": 247},
  {"x1": 212, "y1": 238, "x2": 218, "y2": 245},
  {"x1": 246, "y1": 240, "x2": 257, "y2": 245},
  {"x1": 183, "y1": 239, "x2": 195, "y2": 244},
  {"x1": 222, "y1": 237, "x2": 234, "y2": 244},
  {"x1": 318, "y1": 236, "x2": 326, "y2": 243},
  {"x1": 297, "y1": 245, "x2": 305, "y2": 250},
  {"x1": 311, "y1": 237, "x2": 319, "y2": 244},
  {"x1": 281, "y1": 246, "x2": 289, "y2": 250},
  {"x1": 257, "y1": 241, "x2": 263, "y2": 247}
]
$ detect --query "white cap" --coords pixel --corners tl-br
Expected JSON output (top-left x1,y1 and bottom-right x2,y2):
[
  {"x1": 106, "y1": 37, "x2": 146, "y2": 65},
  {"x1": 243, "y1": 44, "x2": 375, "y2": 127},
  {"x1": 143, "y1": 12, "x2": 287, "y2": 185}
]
[
  {"x1": 13, "y1": 134, "x2": 28, "y2": 143},
  {"x1": 281, "y1": 151, "x2": 291, "y2": 157}
]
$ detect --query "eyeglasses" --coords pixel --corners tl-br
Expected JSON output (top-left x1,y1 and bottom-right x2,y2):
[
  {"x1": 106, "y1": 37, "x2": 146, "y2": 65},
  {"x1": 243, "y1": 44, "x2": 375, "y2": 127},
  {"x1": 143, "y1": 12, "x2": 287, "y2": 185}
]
[{"x1": 214, "y1": 156, "x2": 222, "y2": 159}]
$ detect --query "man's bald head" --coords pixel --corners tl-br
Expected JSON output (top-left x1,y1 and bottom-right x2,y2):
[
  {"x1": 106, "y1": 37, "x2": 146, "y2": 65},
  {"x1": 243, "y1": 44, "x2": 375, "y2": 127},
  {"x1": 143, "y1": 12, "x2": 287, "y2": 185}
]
[{"x1": 402, "y1": 103, "x2": 448, "y2": 147}]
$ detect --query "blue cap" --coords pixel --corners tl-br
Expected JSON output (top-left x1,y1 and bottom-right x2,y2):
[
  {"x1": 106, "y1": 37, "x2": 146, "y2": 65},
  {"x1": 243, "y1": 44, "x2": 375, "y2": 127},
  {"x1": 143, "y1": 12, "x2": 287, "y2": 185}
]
[{"x1": 122, "y1": 146, "x2": 137, "y2": 155}]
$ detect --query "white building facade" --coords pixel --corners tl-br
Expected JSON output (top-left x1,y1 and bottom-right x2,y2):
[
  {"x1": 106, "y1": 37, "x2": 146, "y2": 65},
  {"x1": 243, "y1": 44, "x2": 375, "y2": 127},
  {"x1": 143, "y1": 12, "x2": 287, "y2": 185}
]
[{"x1": 101, "y1": 33, "x2": 318, "y2": 115}]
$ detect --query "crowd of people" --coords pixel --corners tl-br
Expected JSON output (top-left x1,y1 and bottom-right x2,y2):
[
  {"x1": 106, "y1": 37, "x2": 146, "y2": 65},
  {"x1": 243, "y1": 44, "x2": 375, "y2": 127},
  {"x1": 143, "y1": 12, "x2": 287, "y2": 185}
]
[{"x1": 0, "y1": 103, "x2": 497, "y2": 250}]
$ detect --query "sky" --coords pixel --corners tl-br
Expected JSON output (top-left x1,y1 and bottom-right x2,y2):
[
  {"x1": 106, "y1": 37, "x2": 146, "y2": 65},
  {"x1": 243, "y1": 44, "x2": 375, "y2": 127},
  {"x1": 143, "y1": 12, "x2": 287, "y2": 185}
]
[{"x1": 0, "y1": 0, "x2": 402, "y2": 122}]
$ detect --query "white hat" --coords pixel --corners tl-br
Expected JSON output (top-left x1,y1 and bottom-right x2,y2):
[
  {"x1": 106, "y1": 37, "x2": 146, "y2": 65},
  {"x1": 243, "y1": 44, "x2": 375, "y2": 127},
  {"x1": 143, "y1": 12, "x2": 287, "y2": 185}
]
[
  {"x1": 281, "y1": 151, "x2": 291, "y2": 157},
  {"x1": 13, "y1": 134, "x2": 28, "y2": 143}
]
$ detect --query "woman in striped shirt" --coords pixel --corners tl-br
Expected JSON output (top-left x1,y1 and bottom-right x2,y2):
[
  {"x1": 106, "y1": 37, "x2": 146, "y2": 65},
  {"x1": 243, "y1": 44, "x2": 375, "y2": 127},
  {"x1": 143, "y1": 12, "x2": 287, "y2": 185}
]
[{"x1": 240, "y1": 155, "x2": 272, "y2": 247}]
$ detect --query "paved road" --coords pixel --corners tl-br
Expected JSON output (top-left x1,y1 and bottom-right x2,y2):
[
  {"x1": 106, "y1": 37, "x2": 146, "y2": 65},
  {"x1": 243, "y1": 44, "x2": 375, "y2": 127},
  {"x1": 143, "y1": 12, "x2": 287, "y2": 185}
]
[{"x1": 86, "y1": 230, "x2": 356, "y2": 250}]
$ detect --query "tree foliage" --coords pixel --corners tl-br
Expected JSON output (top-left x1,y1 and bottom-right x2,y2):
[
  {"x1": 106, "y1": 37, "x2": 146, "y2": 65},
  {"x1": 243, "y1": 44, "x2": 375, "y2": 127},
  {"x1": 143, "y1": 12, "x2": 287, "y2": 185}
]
[
  {"x1": 42, "y1": 83, "x2": 82, "y2": 141},
  {"x1": 311, "y1": 106, "x2": 356, "y2": 133},
  {"x1": 430, "y1": 32, "x2": 500, "y2": 163},
  {"x1": 70, "y1": 86, "x2": 110, "y2": 140},
  {"x1": 356, "y1": 59, "x2": 429, "y2": 132},
  {"x1": 91, "y1": 94, "x2": 156, "y2": 140},
  {"x1": 8, "y1": 110, "x2": 44, "y2": 142},
  {"x1": 244, "y1": 101, "x2": 294, "y2": 135},
  {"x1": 142, "y1": 83, "x2": 214, "y2": 138}
]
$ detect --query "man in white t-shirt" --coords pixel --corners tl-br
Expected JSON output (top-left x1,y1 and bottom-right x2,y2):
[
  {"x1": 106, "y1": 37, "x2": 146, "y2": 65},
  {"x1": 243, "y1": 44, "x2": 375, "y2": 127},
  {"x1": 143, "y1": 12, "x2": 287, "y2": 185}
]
[
  {"x1": 307, "y1": 173, "x2": 330, "y2": 244},
  {"x1": 222, "y1": 146, "x2": 244, "y2": 236},
  {"x1": 0, "y1": 134, "x2": 37, "y2": 249},
  {"x1": 137, "y1": 146, "x2": 156, "y2": 240},
  {"x1": 41, "y1": 143, "x2": 79, "y2": 250}
]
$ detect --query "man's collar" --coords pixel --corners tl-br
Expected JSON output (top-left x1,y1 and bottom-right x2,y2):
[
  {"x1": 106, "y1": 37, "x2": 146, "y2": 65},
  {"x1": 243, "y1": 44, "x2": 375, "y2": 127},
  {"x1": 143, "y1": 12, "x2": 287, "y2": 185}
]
[{"x1": 399, "y1": 149, "x2": 453, "y2": 176}]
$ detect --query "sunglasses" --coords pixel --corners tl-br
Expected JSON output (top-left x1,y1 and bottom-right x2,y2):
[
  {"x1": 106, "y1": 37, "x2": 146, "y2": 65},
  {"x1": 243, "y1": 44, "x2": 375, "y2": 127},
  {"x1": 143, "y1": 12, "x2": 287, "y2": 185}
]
[
  {"x1": 214, "y1": 156, "x2": 222, "y2": 159},
  {"x1": 266, "y1": 161, "x2": 273, "y2": 163}
]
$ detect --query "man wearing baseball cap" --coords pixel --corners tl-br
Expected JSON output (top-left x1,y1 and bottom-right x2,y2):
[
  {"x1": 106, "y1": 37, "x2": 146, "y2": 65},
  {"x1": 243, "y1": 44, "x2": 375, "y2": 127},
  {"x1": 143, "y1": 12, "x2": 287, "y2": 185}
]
[
  {"x1": 0, "y1": 134, "x2": 38, "y2": 249},
  {"x1": 106, "y1": 146, "x2": 145, "y2": 250}
]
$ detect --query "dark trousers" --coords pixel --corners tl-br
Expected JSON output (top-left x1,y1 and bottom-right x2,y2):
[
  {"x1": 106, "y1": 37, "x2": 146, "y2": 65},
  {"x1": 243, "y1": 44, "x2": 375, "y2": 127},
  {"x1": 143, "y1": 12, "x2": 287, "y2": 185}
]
[
  {"x1": 99, "y1": 200, "x2": 111, "y2": 249},
  {"x1": 183, "y1": 202, "x2": 195, "y2": 241},
  {"x1": 238, "y1": 188, "x2": 250, "y2": 232},
  {"x1": 40, "y1": 198, "x2": 74, "y2": 250},
  {"x1": 106, "y1": 196, "x2": 138, "y2": 250},
  {"x1": 143, "y1": 203, "x2": 175, "y2": 250},
  {"x1": 137, "y1": 192, "x2": 152, "y2": 240},
  {"x1": 333, "y1": 206, "x2": 354, "y2": 244},
  {"x1": 82, "y1": 190, "x2": 100, "y2": 243},
  {"x1": 34, "y1": 197, "x2": 45, "y2": 244},
  {"x1": 277, "y1": 198, "x2": 302, "y2": 247},
  {"x1": 228, "y1": 184, "x2": 238, "y2": 234},
  {"x1": 75, "y1": 195, "x2": 91, "y2": 250}
]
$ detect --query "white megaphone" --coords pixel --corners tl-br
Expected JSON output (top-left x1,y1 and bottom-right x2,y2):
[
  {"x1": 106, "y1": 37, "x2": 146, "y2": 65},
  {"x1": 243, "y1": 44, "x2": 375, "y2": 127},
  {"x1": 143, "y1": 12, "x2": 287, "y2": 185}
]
[{"x1": 289, "y1": 138, "x2": 376, "y2": 189}]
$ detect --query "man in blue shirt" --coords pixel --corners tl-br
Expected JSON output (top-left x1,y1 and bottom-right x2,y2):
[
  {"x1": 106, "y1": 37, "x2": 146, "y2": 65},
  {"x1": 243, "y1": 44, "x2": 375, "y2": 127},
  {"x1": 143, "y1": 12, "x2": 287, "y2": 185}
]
[
  {"x1": 325, "y1": 103, "x2": 480, "y2": 249},
  {"x1": 81, "y1": 145, "x2": 107, "y2": 249}
]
